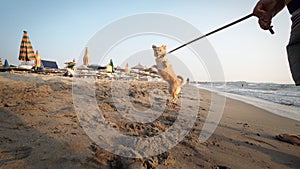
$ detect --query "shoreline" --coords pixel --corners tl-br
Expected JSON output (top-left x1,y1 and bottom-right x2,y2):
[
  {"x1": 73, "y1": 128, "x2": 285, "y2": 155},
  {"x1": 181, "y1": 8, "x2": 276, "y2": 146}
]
[
  {"x1": 197, "y1": 85, "x2": 300, "y2": 122},
  {"x1": 0, "y1": 72, "x2": 299, "y2": 169}
]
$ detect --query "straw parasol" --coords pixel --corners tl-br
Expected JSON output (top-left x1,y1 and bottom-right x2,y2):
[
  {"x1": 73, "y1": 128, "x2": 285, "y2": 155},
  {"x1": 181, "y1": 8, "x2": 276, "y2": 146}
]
[
  {"x1": 34, "y1": 50, "x2": 41, "y2": 68},
  {"x1": 19, "y1": 30, "x2": 35, "y2": 62},
  {"x1": 124, "y1": 63, "x2": 131, "y2": 74},
  {"x1": 131, "y1": 63, "x2": 146, "y2": 70},
  {"x1": 83, "y1": 47, "x2": 90, "y2": 66}
]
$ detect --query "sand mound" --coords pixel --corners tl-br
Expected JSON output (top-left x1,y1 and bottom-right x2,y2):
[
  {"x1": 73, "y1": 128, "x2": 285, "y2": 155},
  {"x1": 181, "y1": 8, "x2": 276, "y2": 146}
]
[{"x1": 0, "y1": 72, "x2": 299, "y2": 169}]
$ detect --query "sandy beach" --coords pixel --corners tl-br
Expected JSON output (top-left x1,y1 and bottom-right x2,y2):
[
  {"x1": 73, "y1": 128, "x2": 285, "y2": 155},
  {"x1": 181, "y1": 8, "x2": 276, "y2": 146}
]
[{"x1": 0, "y1": 72, "x2": 299, "y2": 169}]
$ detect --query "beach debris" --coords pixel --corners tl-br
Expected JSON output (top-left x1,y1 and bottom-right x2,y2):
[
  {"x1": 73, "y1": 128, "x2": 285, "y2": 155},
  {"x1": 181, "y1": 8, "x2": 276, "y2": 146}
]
[
  {"x1": 243, "y1": 123, "x2": 248, "y2": 127},
  {"x1": 213, "y1": 165, "x2": 231, "y2": 169},
  {"x1": 275, "y1": 134, "x2": 300, "y2": 146},
  {"x1": 244, "y1": 141, "x2": 254, "y2": 146},
  {"x1": 4, "y1": 102, "x2": 18, "y2": 107}
]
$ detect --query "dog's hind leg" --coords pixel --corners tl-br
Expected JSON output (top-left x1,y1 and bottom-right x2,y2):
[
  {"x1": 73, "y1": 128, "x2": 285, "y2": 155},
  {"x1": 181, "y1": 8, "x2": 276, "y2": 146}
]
[{"x1": 171, "y1": 86, "x2": 181, "y2": 103}]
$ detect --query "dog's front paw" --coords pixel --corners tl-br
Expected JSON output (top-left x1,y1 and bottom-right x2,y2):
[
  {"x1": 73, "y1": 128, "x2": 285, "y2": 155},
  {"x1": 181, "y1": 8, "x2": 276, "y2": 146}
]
[
  {"x1": 171, "y1": 98, "x2": 178, "y2": 104},
  {"x1": 166, "y1": 99, "x2": 180, "y2": 109}
]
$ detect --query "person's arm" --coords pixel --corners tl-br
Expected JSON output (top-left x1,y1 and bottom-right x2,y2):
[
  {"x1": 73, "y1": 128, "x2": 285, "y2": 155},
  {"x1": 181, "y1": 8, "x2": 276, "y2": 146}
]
[
  {"x1": 285, "y1": 0, "x2": 292, "y2": 5},
  {"x1": 253, "y1": 0, "x2": 291, "y2": 30}
]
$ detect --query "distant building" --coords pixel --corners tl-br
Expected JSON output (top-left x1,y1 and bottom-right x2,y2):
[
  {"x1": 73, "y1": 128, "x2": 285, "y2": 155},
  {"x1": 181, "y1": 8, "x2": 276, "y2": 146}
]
[{"x1": 41, "y1": 60, "x2": 58, "y2": 69}]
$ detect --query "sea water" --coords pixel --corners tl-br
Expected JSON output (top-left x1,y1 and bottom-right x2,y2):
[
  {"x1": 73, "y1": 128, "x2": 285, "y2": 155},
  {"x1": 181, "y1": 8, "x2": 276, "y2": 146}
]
[{"x1": 195, "y1": 82, "x2": 300, "y2": 121}]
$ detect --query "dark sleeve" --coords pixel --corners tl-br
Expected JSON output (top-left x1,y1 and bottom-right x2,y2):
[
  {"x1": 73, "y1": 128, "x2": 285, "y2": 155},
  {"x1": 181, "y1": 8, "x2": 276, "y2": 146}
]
[{"x1": 287, "y1": 0, "x2": 300, "y2": 14}]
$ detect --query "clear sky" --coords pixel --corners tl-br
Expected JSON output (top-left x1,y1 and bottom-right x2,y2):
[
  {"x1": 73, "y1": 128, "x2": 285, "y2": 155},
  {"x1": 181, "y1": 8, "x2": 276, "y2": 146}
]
[{"x1": 0, "y1": 0, "x2": 294, "y2": 83}]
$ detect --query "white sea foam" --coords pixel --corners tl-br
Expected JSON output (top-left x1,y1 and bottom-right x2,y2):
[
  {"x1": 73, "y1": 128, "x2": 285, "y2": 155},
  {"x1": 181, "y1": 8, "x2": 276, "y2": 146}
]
[{"x1": 195, "y1": 82, "x2": 300, "y2": 122}]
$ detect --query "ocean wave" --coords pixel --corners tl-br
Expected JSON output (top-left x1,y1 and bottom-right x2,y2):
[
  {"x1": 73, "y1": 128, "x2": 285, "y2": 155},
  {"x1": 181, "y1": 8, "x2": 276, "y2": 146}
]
[{"x1": 194, "y1": 82, "x2": 300, "y2": 121}]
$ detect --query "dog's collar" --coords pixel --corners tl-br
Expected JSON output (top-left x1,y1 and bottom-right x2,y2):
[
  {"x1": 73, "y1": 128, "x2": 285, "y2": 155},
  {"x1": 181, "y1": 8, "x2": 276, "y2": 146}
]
[{"x1": 159, "y1": 54, "x2": 166, "y2": 58}]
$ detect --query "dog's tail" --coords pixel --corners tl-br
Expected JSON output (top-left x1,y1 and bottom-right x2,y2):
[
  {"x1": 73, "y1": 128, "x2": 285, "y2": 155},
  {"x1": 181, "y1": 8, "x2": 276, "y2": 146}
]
[{"x1": 177, "y1": 75, "x2": 185, "y2": 86}]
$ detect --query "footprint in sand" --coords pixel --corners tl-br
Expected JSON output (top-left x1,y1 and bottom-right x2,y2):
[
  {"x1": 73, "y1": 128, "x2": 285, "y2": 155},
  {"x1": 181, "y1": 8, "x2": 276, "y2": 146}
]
[{"x1": 0, "y1": 146, "x2": 32, "y2": 163}]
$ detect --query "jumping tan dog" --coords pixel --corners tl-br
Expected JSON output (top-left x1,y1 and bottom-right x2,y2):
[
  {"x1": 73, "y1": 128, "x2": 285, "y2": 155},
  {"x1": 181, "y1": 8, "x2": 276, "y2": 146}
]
[{"x1": 152, "y1": 44, "x2": 184, "y2": 103}]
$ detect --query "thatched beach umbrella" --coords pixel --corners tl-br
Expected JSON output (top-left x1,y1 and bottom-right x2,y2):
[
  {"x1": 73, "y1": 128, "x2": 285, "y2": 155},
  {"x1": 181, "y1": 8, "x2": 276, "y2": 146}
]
[
  {"x1": 34, "y1": 50, "x2": 41, "y2": 68},
  {"x1": 125, "y1": 63, "x2": 131, "y2": 74},
  {"x1": 19, "y1": 31, "x2": 35, "y2": 62},
  {"x1": 131, "y1": 63, "x2": 146, "y2": 70},
  {"x1": 83, "y1": 47, "x2": 90, "y2": 66}
]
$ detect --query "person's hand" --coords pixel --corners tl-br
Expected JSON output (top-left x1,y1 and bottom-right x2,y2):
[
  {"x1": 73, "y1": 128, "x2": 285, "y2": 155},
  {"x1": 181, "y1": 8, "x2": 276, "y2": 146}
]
[{"x1": 253, "y1": 0, "x2": 285, "y2": 30}]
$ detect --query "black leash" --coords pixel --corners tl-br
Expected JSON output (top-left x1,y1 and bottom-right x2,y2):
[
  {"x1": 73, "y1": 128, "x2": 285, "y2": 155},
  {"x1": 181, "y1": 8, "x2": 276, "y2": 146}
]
[{"x1": 168, "y1": 13, "x2": 274, "y2": 54}]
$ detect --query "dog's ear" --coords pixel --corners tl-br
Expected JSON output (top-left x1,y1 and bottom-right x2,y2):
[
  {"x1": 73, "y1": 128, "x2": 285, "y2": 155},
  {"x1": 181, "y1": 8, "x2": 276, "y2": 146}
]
[
  {"x1": 152, "y1": 45, "x2": 157, "y2": 49},
  {"x1": 162, "y1": 45, "x2": 167, "y2": 50}
]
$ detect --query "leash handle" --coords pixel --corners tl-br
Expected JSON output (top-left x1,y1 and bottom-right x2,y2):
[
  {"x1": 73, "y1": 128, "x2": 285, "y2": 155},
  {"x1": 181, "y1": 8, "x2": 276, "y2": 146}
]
[
  {"x1": 168, "y1": 13, "x2": 274, "y2": 54},
  {"x1": 269, "y1": 26, "x2": 275, "y2": 34}
]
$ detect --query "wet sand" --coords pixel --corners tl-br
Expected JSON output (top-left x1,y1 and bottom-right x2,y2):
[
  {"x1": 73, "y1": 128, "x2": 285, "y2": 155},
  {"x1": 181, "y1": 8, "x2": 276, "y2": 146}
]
[{"x1": 0, "y1": 72, "x2": 299, "y2": 169}]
